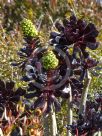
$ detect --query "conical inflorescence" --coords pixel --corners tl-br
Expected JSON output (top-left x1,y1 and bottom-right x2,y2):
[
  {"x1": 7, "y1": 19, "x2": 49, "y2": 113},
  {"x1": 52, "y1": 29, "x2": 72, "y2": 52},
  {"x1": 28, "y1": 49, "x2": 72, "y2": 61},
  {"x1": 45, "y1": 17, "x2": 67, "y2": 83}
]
[
  {"x1": 42, "y1": 50, "x2": 59, "y2": 70},
  {"x1": 21, "y1": 18, "x2": 38, "y2": 37}
]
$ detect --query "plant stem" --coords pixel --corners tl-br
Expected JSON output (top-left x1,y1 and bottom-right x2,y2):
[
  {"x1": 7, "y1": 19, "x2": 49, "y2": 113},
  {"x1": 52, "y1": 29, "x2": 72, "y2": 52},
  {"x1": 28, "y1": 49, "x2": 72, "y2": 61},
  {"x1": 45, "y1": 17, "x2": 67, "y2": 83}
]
[
  {"x1": 79, "y1": 71, "x2": 91, "y2": 115},
  {"x1": 43, "y1": 116, "x2": 50, "y2": 136},
  {"x1": 67, "y1": 85, "x2": 73, "y2": 136},
  {"x1": 98, "y1": 131, "x2": 102, "y2": 136},
  {"x1": 93, "y1": 131, "x2": 102, "y2": 136},
  {"x1": 50, "y1": 105, "x2": 58, "y2": 136}
]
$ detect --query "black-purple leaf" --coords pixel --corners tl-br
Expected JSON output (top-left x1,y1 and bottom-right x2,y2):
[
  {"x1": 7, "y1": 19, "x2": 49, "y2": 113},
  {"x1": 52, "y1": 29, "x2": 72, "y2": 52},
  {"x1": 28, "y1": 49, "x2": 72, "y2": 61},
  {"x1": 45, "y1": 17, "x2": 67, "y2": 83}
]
[
  {"x1": 25, "y1": 92, "x2": 41, "y2": 98},
  {"x1": 84, "y1": 23, "x2": 98, "y2": 37},
  {"x1": 87, "y1": 42, "x2": 99, "y2": 50},
  {"x1": 0, "y1": 80, "x2": 5, "y2": 89},
  {"x1": 33, "y1": 96, "x2": 45, "y2": 109},
  {"x1": 70, "y1": 15, "x2": 77, "y2": 25},
  {"x1": 51, "y1": 95, "x2": 61, "y2": 111},
  {"x1": 63, "y1": 18, "x2": 70, "y2": 26},
  {"x1": 15, "y1": 88, "x2": 26, "y2": 96},
  {"x1": 28, "y1": 83, "x2": 38, "y2": 91},
  {"x1": 6, "y1": 81, "x2": 15, "y2": 90},
  {"x1": 10, "y1": 127, "x2": 22, "y2": 136},
  {"x1": 55, "y1": 22, "x2": 64, "y2": 32},
  {"x1": 11, "y1": 62, "x2": 23, "y2": 66},
  {"x1": 17, "y1": 52, "x2": 27, "y2": 57},
  {"x1": 79, "y1": 69, "x2": 86, "y2": 81},
  {"x1": 21, "y1": 76, "x2": 30, "y2": 82},
  {"x1": 50, "y1": 32, "x2": 60, "y2": 39},
  {"x1": 9, "y1": 96, "x2": 20, "y2": 102}
]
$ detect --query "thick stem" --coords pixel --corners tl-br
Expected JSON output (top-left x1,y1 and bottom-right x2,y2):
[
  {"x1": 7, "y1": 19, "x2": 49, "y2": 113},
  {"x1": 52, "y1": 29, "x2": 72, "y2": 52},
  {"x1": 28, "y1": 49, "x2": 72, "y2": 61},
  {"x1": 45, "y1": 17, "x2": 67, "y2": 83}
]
[
  {"x1": 93, "y1": 131, "x2": 102, "y2": 136},
  {"x1": 0, "y1": 128, "x2": 3, "y2": 136},
  {"x1": 43, "y1": 116, "x2": 50, "y2": 136},
  {"x1": 67, "y1": 85, "x2": 73, "y2": 136},
  {"x1": 43, "y1": 106, "x2": 58, "y2": 136},
  {"x1": 98, "y1": 131, "x2": 102, "y2": 136},
  {"x1": 79, "y1": 71, "x2": 91, "y2": 115},
  {"x1": 50, "y1": 105, "x2": 58, "y2": 136}
]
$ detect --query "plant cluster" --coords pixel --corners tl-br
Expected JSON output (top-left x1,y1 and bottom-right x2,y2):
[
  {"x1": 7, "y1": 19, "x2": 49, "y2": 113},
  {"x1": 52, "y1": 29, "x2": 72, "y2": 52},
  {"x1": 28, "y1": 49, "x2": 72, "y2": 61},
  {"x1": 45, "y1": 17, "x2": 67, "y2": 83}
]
[
  {"x1": 0, "y1": 14, "x2": 101, "y2": 135},
  {"x1": 13, "y1": 15, "x2": 100, "y2": 116},
  {"x1": 66, "y1": 93, "x2": 102, "y2": 135},
  {"x1": 0, "y1": 0, "x2": 102, "y2": 135},
  {"x1": 0, "y1": 80, "x2": 43, "y2": 135},
  {"x1": 0, "y1": 80, "x2": 25, "y2": 117}
]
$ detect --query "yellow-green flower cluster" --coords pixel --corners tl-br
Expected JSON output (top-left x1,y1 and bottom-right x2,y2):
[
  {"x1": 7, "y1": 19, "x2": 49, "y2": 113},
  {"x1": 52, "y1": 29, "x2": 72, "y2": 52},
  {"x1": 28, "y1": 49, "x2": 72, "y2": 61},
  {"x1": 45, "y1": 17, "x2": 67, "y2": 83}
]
[
  {"x1": 42, "y1": 50, "x2": 59, "y2": 70},
  {"x1": 21, "y1": 19, "x2": 38, "y2": 37}
]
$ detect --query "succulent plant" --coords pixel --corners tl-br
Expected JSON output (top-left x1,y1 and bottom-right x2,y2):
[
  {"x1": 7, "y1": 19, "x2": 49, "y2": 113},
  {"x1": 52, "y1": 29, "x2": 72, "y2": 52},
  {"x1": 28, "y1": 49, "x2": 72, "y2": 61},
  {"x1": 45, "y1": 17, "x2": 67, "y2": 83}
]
[
  {"x1": 0, "y1": 80, "x2": 26, "y2": 117},
  {"x1": 12, "y1": 18, "x2": 41, "y2": 70},
  {"x1": 66, "y1": 92, "x2": 102, "y2": 135},
  {"x1": 21, "y1": 18, "x2": 38, "y2": 38},
  {"x1": 50, "y1": 15, "x2": 99, "y2": 80},
  {"x1": 12, "y1": 15, "x2": 99, "y2": 119},
  {"x1": 42, "y1": 50, "x2": 59, "y2": 70},
  {"x1": 50, "y1": 15, "x2": 99, "y2": 53}
]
